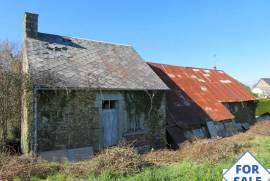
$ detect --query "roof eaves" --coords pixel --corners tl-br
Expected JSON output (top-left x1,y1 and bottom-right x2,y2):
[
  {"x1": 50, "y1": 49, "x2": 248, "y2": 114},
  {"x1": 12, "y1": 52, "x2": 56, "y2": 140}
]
[{"x1": 34, "y1": 86, "x2": 170, "y2": 91}]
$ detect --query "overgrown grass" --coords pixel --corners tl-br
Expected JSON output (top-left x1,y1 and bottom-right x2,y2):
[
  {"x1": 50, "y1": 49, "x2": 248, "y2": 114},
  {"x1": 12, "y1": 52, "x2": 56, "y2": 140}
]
[
  {"x1": 10, "y1": 121, "x2": 270, "y2": 181},
  {"x1": 15, "y1": 141, "x2": 270, "y2": 181},
  {"x1": 256, "y1": 99, "x2": 270, "y2": 116},
  {"x1": 3, "y1": 121, "x2": 270, "y2": 181}
]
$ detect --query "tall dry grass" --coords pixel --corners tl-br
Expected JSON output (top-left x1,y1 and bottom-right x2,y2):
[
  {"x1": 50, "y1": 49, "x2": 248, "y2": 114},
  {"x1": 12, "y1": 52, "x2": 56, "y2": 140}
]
[
  {"x1": 144, "y1": 121, "x2": 270, "y2": 165},
  {"x1": 0, "y1": 121, "x2": 269, "y2": 180}
]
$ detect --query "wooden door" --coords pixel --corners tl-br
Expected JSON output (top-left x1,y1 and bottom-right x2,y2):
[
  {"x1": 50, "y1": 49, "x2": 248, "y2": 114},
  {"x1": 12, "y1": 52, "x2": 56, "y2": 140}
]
[{"x1": 102, "y1": 100, "x2": 118, "y2": 147}]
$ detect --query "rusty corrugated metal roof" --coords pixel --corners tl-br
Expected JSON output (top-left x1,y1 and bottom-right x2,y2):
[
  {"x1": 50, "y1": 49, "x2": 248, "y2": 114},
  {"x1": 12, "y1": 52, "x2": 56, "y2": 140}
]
[{"x1": 148, "y1": 62, "x2": 256, "y2": 122}]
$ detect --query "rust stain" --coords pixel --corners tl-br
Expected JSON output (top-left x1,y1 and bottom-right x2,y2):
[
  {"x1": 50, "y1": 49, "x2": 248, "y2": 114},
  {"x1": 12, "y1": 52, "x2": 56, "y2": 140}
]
[{"x1": 148, "y1": 62, "x2": 256, "y2": 122}]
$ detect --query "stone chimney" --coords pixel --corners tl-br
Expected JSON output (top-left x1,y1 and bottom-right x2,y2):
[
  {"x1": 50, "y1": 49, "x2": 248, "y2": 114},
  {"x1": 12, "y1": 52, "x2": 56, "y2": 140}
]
[{"x1": 23, "y1": 12, "x2": 38, "y2": 38}]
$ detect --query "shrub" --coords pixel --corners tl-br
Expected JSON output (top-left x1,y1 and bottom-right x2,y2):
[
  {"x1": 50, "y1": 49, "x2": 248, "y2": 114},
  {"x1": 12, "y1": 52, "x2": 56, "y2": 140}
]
[
  {"x1": 0, "y1": 155, "x2": 60, "y2": 181},
  {"x1": 66, "y1": 145, "x2": 152, "y2": 177},
  {"x1": 0, "y1": 40, "x2": 23, "y2": 152}
]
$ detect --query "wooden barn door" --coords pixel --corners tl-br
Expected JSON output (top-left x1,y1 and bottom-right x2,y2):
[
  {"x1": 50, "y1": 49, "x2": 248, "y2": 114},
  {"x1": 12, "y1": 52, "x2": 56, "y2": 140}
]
[{"x1": 102, "y1": 100, "x2": 118, "y2": 147}]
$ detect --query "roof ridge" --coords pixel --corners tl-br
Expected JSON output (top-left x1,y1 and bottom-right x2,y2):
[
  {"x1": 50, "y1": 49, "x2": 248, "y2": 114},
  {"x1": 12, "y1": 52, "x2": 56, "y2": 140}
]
[
  {"x1": 38, "y1": 32, "x2": 133, "y2": 47},
  {"x1": 148, "y1": 61, "x2": 223, "y2": 71}
]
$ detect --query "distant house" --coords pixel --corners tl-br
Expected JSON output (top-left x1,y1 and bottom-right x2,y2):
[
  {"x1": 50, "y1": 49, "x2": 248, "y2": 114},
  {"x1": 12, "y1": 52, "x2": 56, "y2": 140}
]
[
  {"x1": 252, "y1": 78, "x2": 270, "y2": 98},
  {"x1": 21, "y1": 12, "x2": 168, "y2": 161},
  {"x1": 148, "y1": 63, "x2": 256, "y2": 147}
]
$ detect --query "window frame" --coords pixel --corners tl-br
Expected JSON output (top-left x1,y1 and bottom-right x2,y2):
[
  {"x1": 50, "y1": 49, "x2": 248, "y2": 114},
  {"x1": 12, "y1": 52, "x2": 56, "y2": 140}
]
[{"x1": 102, "y1": 100, "x2": 117, "y2": 110}]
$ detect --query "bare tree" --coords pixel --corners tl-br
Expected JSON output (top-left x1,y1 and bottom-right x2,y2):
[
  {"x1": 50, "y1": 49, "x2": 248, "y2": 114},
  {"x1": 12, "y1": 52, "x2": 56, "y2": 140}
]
[{"x1": 0, "y1": 40, "x2": 22, "y2": 152}]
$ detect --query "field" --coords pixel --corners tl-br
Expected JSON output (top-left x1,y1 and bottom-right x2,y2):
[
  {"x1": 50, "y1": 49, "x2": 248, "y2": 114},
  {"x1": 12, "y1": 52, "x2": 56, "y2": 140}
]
[
  {"x1": 256, "y1": 99, "x2": 270, "y2": 116},
  {"x1": 1, "y1": 121, "x2": 270, "y2": 181}
]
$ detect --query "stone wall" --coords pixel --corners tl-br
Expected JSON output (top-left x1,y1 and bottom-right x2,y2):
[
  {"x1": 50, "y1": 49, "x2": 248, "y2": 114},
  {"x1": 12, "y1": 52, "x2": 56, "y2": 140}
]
[
  {"x1": 35, "y1": 90, "x2": 166, "y2": 156},
  {"x1": 37, "y1": 90, "x2": 101, "y2": 152},
  {"x1": 21, "y1": 88, "x2": 33, "y2": 154},
  {"x1": 24, "y1": 13, "x2": 38, "y2": 38},
  {"x1": 122, "y1": 91, "x2": 166, "y2": 149}
]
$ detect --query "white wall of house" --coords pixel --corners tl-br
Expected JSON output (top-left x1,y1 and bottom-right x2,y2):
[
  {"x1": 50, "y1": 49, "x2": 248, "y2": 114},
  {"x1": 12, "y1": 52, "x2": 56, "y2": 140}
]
[{"x1": 252, "y1": 79, "x2": 270, "y2": 98}]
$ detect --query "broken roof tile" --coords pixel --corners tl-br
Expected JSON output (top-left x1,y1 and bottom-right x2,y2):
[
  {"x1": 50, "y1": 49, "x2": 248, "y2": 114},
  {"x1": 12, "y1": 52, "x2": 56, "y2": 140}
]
[{"x1": 25, "y1": 33, "x2": 168, "y2": 90}]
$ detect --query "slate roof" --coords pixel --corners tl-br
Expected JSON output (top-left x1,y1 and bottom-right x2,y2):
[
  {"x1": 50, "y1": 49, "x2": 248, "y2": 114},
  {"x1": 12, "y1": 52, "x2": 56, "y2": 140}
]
[
  {"x1": 148, "y1": 62, "x2": 256, "y2": 123},
  {"x1": 25, "y1": 33, "x2": 168, "y2": 90}
]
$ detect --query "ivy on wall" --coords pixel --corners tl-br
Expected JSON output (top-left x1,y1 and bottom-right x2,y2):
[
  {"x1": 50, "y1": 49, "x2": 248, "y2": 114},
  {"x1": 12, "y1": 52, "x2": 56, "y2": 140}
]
[
  {"x1": 22, "y1": 89, "x2": 167, "y2": 153},
  {"x1": 36, "y1": 90, "x2": 99, "y2": 152},
  {"x1": 123, "y1": 90, "x2": 166, "y2": 146}
]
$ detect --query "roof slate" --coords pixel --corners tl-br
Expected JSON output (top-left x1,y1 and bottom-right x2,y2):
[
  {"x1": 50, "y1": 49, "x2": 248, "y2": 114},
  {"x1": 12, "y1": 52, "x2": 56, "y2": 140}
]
[{"x1": 25, "y1": 33, "x2": 168, "y2": 90}]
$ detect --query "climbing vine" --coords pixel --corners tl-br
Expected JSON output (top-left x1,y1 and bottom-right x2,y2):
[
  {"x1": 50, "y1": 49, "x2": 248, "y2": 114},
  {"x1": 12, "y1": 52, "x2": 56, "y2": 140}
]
[
  {"x1": 36, "y1": 90, "x2": 99, "y2": 151},
  {"x1": 123, "y1": 90, "x2": 165, "y2": 145}
]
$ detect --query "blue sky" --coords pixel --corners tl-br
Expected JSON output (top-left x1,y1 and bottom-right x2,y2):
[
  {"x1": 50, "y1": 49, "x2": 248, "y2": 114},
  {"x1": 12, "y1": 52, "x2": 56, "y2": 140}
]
[{"x1": 0, "y1": 1, "x2": 269, "y2": 86}]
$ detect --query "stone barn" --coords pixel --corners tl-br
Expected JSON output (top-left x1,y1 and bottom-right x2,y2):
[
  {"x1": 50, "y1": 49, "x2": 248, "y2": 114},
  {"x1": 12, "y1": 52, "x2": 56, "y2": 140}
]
[
  {"x1": 148, "y1": 63, "x2": 256, "y2": 147},
  {"x1": 21, "y1": 12, "x2": 168, "y2": 161}
]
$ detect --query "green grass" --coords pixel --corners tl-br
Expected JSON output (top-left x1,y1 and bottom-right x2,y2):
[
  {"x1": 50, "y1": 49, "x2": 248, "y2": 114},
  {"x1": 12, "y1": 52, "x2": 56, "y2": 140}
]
[
  {"x1": 251, "y1": 137, "x2": 270, "y2": 167},
  {"x1": 256, "y1": 99, "x2": 270, "y2": 116},
  {"x1": 18, "y1": 135, "x2": 270, "y2": 181},
  {"x1": 17, "y1": 162, "x2": 228, "y2": 181}
]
